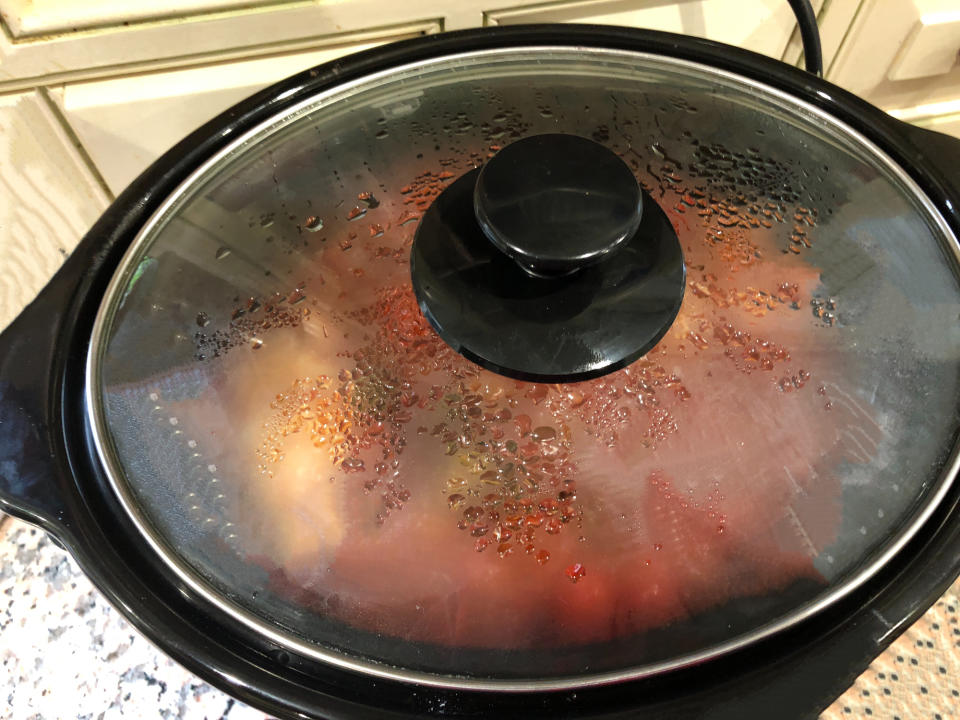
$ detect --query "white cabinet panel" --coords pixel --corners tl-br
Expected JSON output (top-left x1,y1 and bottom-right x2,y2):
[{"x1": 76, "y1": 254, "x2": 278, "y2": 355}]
[
  {"x1": 0, "y1": 0, "x2": 257, "y2": 36},
  {"x1": 485, "y1": 0, "x2": 820, "y2": 60},
  {"x1": 50, "y1": 26, "x2": 437, "y2": 195},
  {"x1": 0, "y1": 91, "x2": 110, "y2": 332},
  {"x1": 0, "y1": 4, "x2": 441, "y2": 90},
  {"x1": 829, "y1": 0, "x2": 960, "y2": 113},
  {"x1": 888, "y1": 6, "x2": 960, "y2": 81}
]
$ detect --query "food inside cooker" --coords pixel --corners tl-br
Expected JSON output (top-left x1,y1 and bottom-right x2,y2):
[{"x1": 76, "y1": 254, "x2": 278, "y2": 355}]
[{"x1": 173, "y1": 149, "x2": 884, "y2": 649}]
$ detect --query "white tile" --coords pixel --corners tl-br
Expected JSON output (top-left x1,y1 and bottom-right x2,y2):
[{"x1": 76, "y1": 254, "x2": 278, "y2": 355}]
[{"x1": 0, "y1": 90, "x2": 110, "y2": 333}]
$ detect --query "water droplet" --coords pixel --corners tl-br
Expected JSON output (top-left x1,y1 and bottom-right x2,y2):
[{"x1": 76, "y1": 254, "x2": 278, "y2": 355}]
[
  {"x1": 287, "y1": 288, "x2": 306, "y2": 304},
  {"x1": 375, "y1": 129, "x2": 388, "y2": 139},
  {"x1": 215, "y1": 246, "x2": 231, "y2": 260},
  {"x1": 535, "y1": 549, "x2": 550, "y2": 565},
  {"x1": 304, "y1": 216, "x2": 324, "y2": 232},
  {"x1": 565, "y1": 563, "x2": 586, "y2": 583},
  {"x1": 531, "y1": 426, "x2": 556, "y2": 442},
  {"x1": 545, "y1": 517, "x2": 563, "y2": 535},
  {"x1": 358, "y1": 191, "x2": 380, "y2": 208},
  {"x1": 195, "y1": 312, "x2": 209, "y2": 327}
]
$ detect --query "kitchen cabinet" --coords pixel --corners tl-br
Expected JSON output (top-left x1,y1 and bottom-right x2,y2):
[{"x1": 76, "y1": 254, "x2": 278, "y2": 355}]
[
  {"x1": 828, "y1": 0, "x2": 960, "y2": 138},
  {"x1": 2, "y1": 0, "x2": 958, "y2": 205},
  {"x1": 46, "y1": 23, "x2": 439, "y2": 194},
  {"x1": 0, "y1": 90, "x2": 109, "y2": 330},
  {"x1": 2, "y1": 0, "x2": 853, "y2": 196}
]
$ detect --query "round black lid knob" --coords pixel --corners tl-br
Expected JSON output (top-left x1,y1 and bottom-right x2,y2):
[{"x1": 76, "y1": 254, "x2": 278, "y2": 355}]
[
  {"x1": 411, "y1": 133, "x2": 686, "y2": 383},
  {"x1": 474, "y1": 134, "x2": 643, "y2": 277}
]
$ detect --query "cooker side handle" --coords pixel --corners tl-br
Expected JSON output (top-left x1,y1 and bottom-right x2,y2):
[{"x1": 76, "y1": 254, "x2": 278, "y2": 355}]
[{"x1": 0, "y1": 249, "x2": 89, "y2": 539}]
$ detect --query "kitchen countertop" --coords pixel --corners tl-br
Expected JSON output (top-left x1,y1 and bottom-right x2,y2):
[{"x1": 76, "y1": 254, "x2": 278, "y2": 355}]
[{"x1": 1, "y1": 513, "x2": 957, "y2": 720}]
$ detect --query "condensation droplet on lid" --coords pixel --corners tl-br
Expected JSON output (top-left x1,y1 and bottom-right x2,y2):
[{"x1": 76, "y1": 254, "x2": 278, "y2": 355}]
[
  {"x1": 168, "y1": 417, "x2": 178, "y2": 426},
  {"x1": 304, "y1": 216, "x2": 324, "y2": 232},
  {"x1": 215, "y1": 246, "x2": 231, "y2": 260},
  {"x1": 565, "y1": 563, "x2": 586, "y2": 583},
  {"x1": 358, "y1": 191, "x2": 380, "y2": 208},
  {"x1": 531, "y1": 426, "x2": 556, "y2": 442},
  {"x1": 195, "y1": 312, "x2": 209, "y2": 327},
  {"x1": 251, "y1": 338, "x2": 263, "y2": 350}
]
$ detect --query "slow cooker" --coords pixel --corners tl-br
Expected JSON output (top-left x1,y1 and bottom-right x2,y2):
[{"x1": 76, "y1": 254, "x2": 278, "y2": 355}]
[{"x1": 1, "y1": 4, "x2": 958, "y2": 718}]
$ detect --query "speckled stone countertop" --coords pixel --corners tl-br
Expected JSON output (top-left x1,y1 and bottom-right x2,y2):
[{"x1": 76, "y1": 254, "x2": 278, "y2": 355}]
[
  {"x1": 0, "y1": 517, "x2": 271, "y2": 720},
  {"x1": 1, "y1": 513, "x2": 957, "y2": 720}
]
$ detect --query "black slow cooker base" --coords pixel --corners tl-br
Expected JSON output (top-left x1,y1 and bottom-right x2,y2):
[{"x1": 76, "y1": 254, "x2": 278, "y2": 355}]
[{"x1": 1, "y1": 23, "x2": 959, "y2": 719}]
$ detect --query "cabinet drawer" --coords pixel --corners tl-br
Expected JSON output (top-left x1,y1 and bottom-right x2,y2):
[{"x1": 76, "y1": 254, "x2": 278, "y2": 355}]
[
  {"x1": 0, "y1": 2, "x2": 443, "y2": 89},
  {"x1": 49, "y1": 23, "x2": 438, "y2": 195}
]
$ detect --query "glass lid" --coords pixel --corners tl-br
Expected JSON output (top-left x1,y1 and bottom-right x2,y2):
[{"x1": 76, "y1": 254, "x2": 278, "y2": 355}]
[{"x1": 87, "y1": 46, "x2": 960, "y2": 688}]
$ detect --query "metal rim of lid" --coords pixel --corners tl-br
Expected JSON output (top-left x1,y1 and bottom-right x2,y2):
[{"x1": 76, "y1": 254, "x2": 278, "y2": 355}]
[{"x1": 83, "y1": 46, "x2": 960, "y2": 692}]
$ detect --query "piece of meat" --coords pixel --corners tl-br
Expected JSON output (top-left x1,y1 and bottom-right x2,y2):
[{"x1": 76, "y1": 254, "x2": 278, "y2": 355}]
[{"x1": 163, "y1": 167, "x2": 885, "y2": 652}]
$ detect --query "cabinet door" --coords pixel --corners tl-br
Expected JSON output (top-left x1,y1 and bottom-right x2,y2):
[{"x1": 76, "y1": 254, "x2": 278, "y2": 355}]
[
  {"x1": 49, "y1": 23, "x2": 439, "y2": 195},
  {"x1": 0, "y1": 0, "x2": 257, "y2": 35},
  {"x1": 0, "y1": 91, "x2": 109, "y2": 331},
  {"x1": 484, "y1": 0, "x2": 824, "y2": 61},
  {"x1": 829, "y1": 0, "x2": 960, "y2": 131},
  {"x1": 0, "y1": 2, "x2": 446, "y2": 89}
]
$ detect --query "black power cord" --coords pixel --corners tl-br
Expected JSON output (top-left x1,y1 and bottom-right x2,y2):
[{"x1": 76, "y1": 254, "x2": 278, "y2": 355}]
[{"x1": 787, "y1": 0, "x2": 824, "y2": 76}]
